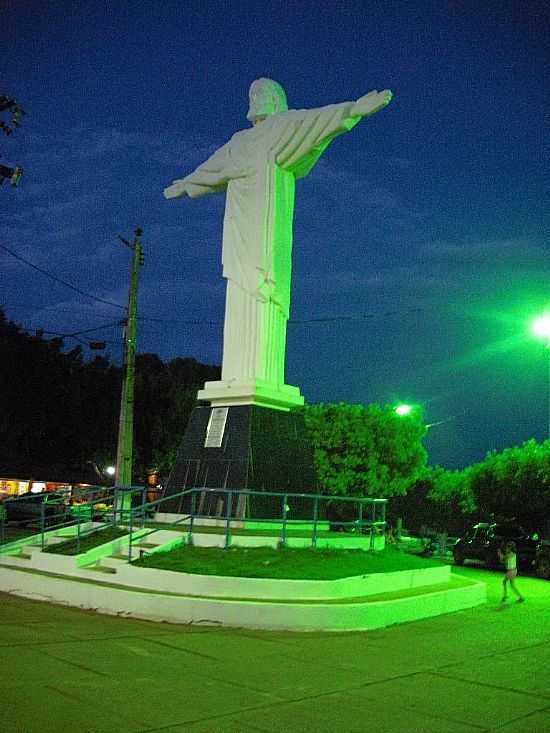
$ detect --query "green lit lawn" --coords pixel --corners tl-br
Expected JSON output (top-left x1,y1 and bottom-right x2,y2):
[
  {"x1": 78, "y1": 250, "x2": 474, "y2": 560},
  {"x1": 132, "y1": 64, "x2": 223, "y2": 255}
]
[
  {"x1": 43, "y1": 526, "x2": 127, "y2": 555},
  {"x1": 0, "y1": 527, "x2": 36, "y2": 546},
  {"x1": 132, "y1": 544, "x2": 446, "y2": 580}
]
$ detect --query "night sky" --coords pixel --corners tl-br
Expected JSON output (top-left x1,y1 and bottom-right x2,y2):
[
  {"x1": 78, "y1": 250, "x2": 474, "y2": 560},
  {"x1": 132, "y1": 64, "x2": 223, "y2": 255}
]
[{"x1": 2, "y1": 0, "x2": 549, "y2": 469}]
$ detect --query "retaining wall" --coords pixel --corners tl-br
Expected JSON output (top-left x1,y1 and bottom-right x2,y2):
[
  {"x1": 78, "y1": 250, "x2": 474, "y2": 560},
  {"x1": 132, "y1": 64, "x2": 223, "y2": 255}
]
[{"x1": 0, "y1": 564, "x2": 486, "y2": 632}]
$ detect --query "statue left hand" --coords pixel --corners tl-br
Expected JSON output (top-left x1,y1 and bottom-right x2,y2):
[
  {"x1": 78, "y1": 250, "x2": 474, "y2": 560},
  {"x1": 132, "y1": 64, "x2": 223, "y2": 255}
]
[
  {"x1": 351, "y1": 89, "x2": 392, "y2": 118},
  {"x1": 164, "y1": 180, "x2": 188, "y2": 199}
]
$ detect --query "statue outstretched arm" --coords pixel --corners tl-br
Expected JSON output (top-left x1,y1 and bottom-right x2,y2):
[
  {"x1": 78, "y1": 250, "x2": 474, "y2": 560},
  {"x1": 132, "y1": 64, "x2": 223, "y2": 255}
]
[
  {"x1": 350, "y1": 89, "x2": 392, "y2": 118},
  {"x1": 164, "y1": 141, "x2": 232, "y2": 200},
  {"x1": 276, "y1": 89, "x2": 392, "y2": 176},
  {"x1": 164, "y1": 179, "x2": 190, "y2": 199}
]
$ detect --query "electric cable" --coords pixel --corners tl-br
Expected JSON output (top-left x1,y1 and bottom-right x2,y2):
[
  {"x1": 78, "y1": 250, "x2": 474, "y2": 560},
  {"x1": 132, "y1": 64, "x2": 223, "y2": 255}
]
[
  {"x1": 0, "y1": 243, "x2": 126, "y2": 311},
  {"x1": 137, "y1": 306, "x2": 423, "y2": 327},
  {"x1": 49, "y1": 320, "x2": 124, "y2": 339},
  {"x1": 13, "y1": 320, "x2": 124, "y2": 349},
  {"x1": 39, "y1": 330, "x2": 121, "y2": 347}
]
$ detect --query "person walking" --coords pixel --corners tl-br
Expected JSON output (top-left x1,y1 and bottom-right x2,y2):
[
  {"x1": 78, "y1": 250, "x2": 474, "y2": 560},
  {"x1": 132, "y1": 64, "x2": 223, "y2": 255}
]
[{"x1": 498, "y1": 541, "x2": 525, "y2": 605}]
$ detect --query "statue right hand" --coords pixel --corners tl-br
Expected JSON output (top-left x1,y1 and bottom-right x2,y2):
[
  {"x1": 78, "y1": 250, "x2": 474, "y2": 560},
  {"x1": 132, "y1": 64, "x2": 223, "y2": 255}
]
[
  {"x1": 164, "y1": 180, "x2": 188, "y2": 199},
  {"x1": 351, "y1": 89, "x2": 393, "y2": 118}
]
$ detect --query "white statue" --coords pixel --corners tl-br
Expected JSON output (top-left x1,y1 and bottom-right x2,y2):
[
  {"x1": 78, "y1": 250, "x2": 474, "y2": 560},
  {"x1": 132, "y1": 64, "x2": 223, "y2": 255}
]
[{"x1": 165, "y1": 79, "x2": 392, "y2": 410}]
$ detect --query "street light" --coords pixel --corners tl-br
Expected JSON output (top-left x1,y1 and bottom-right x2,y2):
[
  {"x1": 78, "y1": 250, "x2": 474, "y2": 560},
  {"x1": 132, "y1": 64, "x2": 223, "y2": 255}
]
[
  {"x1": 394, "y1": 404, "x2": 413, "y2": 416},
  {"x1": 531, "y1": 315, "x2": 550, "y2": 341},
  {"x1": 531, "y1": 314, "x2": 550, "y2": 439}
]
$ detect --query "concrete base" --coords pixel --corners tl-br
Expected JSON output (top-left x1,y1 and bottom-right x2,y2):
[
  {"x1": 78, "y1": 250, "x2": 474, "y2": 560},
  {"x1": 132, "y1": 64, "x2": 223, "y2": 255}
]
[
  {"x1": 0, "y1": 525, "x2": 486, "y2": 632},
  {"x1": 0, "y1": 563, "x2": 486, "y2": 632},
  {"x1": 163, "y1": 405, "x2": 317, "y2": 516},
  {"x1": 198, "y1": 378, "x2": 304, "y2": 411}
]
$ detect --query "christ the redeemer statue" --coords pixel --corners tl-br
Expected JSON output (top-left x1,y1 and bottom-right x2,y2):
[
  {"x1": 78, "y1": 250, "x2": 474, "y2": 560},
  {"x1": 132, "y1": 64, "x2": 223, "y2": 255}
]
[{"x1": 165, "y1": 79, "x2": 392, "y2": 410}]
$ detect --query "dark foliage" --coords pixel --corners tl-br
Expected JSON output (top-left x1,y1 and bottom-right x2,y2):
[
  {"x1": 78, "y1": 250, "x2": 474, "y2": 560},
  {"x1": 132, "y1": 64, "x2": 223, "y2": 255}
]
[{"x1": 0, "y1": 309, "x2": 219, "y2": 481}]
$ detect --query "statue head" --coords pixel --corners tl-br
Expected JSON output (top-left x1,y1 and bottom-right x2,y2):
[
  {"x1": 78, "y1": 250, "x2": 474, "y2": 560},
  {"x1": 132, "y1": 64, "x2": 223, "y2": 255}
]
[{"x1": 247, "y1": 78, "x2": 288, "y2": 123}]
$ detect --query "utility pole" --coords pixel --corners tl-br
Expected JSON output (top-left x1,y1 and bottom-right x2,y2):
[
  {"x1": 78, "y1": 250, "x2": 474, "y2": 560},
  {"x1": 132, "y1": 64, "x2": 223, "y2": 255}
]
[{"x1": 115, "y1": 227, "x2": 144, "y2": 487}]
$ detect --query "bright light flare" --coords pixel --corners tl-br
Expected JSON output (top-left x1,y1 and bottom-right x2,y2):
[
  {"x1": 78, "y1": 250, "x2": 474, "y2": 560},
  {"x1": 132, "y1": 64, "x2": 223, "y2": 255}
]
[
  {"x1": 105, "y1": 466, "x2": 116, "y2": 476},
  {"x1": 395, "y1": 404, "x2": 413, "y2": 416},
  {"x1": 531, "y1": 315, "x2": 550, "y2": 340}
]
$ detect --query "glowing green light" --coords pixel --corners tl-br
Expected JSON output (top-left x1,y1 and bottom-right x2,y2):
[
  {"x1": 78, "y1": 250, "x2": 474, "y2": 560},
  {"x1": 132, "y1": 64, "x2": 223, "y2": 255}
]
[
  {"x1": 531, "y1": 315, "x2": 550, "y2": 340},
  {"x1": 395, "y1": 404, "x2": 413, "y2": 416}
]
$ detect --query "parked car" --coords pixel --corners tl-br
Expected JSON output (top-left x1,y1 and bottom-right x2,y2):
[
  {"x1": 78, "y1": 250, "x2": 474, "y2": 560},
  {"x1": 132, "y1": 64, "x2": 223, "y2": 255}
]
[
  {"x1": 453, "y1": 522, "x2": 541, "y2": 570},
  {"x1": 326, "y1": 501, "x2": 353, "y2": 532},
  {"x1": 3, "y1": 491, "x2": 71, "y2": 526}
]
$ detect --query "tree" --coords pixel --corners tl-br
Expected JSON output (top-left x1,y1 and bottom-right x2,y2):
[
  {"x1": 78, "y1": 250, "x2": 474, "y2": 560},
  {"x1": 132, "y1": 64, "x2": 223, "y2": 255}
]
[
  {"x1": 467, "y1": 439, "x2": 550, "y2": 532},
  {"x1": 0, "y1": 309, "x2": 118, "y2": 477},
  {"x1": 1, "y1": 93, "x2": 24, "y2": 186},
  {"x1": 0, "y1": 309, "x2": 220, "y2": 481},
  {"x1": 386, "y1": 463, "x2": 476, "y2": 534},
  {"x1": 303, "y1": 402, "x2": 427, "y2": 499},
  {"x1": 133, "y1": 354, "x2": 220, "y2": 478}
]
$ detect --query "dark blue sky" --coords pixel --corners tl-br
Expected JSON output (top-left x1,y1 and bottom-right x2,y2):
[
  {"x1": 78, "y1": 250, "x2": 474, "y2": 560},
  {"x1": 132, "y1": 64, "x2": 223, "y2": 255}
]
[{"x1": 2, "y1": 0, "x2": 549, "y2": 468}]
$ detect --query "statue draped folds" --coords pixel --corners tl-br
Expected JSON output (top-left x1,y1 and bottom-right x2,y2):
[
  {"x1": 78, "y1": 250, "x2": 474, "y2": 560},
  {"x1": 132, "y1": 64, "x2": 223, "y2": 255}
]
[{"x1": 182, "y1": 102, "x2": 360, "y2": 320}]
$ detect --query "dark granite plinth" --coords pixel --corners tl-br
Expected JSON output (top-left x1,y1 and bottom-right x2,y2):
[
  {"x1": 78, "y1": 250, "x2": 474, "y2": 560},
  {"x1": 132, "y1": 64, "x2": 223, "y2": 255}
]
[{"x1": 162, "y1": 405, "x2": 317, "y2": 518}]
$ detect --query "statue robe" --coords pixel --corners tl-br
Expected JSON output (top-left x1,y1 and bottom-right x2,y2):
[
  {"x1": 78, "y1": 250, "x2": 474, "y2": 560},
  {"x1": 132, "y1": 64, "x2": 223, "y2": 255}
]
[{"x1": 182, "y1": 102, "x2": 360, "y2": 392}]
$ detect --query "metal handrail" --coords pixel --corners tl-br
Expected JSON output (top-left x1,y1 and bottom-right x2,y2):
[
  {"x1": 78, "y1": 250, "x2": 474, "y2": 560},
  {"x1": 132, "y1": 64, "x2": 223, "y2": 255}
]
[
  {"x1": 181, "y1": 487, "x2": 387, "y2": 503},
  {"x1": 86, "y1": 486, "x2": 194, "y2": 560},
  {"x1": 123, "y1": 486, "x2": 387, "y2": 558},
  {"x1": 1, "y1": 484, "x2": 387, "y2": 559},
  {"x1": 0, "y1": 489, "x2": 116, "y2": 555},
  {"x1": 40, "y1": 493, "x2": 116, "y2": 553}
]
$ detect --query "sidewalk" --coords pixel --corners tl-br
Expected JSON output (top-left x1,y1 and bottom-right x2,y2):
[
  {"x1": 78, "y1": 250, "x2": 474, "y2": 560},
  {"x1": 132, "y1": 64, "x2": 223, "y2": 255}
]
[{"x1": 2, "y1": 565, "x2": 549, "y2": 732}]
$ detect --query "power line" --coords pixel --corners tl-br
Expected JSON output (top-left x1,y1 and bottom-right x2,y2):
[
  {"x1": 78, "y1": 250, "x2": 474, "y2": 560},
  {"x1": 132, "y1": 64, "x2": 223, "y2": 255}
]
[
  {"x1": 138, "y1": 315, "x2": 221, "y2": 325},
  {"x1": 0, "y1": 243, "x2": 126, "y2": 312},
  {"x1": 0, "y1": 246, "x2": 424, "y2": 330},
  {"x1": 4, "y1": 306, "x2": 423, "y2": 328},
  {"x1": 137, "y1": 307, "x2": 424, "y2": 327},
  {"x1": 14, "y1": 319, "x2": 123, "y2": 348},
  {"x1": 289, "y1": 308, "x2": 423, "y2": 325},
  {"x1": 4, "y1": 303, "x2": 424, "y2": 338},
  {"x1": 51, "y1": 320, "x2": 123, "y2": 339},
  {"x1": 38, "y1": 330, "x2": 121, "y2": 347},
  {"x1": 1, "y1": 303, "x2": 117, "y2": 317},
  {"x1": 1, "y1": 303, "x2": 221, "y2": 326}
]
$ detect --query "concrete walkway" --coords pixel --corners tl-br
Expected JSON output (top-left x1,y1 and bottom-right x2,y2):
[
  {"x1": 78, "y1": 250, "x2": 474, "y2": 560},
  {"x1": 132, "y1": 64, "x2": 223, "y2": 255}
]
[{"x1": 2, "y1": 565, "x2": 549, "y2": 732}]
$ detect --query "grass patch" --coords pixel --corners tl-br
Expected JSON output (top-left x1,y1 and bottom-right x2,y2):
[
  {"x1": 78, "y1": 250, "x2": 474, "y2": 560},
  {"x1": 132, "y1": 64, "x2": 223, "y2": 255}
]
[
  {"x1": 132, "y1": 544, "x2": 446, "y2": 580},
  {"x1": 43, "y1": 526, "x2": 128, "y2": 556},
  {"x1": 0, "y1": 528, "x2": 36, "y2": 547}
]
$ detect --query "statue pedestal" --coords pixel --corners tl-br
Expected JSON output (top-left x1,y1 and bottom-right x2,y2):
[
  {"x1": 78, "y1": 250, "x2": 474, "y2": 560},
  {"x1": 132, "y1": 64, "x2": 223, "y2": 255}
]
[
  {"x1": 162, "y1": 404, "x2": 316, "y2": 518},
  {"x1": 198, "y1": 379, "x2": 304, "y2": 411}
]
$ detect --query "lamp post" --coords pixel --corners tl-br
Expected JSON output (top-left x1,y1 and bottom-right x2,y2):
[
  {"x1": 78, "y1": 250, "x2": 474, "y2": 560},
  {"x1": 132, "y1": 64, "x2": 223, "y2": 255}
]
[{"x1": 531, "y1": 315, "x2": 550, "y2": 439}]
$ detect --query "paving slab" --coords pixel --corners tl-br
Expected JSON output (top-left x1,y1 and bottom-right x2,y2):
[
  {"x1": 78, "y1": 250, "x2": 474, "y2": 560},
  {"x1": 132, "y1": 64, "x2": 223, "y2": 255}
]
[
  {"x1": 439, "y1": 646, "x2": 550, "y2": 699},
  {"x1": 138, "y1": 631, "x2": 365, "y2": 701},
  {"x1": 353, "y1": 670, "x2": 546, "y2": 729},
  {"x1": 3, "y1": 685, "x2": 148, "y2": 733},
  {"x1": 1, "y1": 564, "x2": 550, "y2": 733},
  {"x1": 182, "y1": 688, "x2": 484, "y2": 733},
  {"x1": 486, "y1": 710, "x2": 550, "y2": 733},
  {"x1": 71, "y1": 676, "x2": 280, "y2": 730}
]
